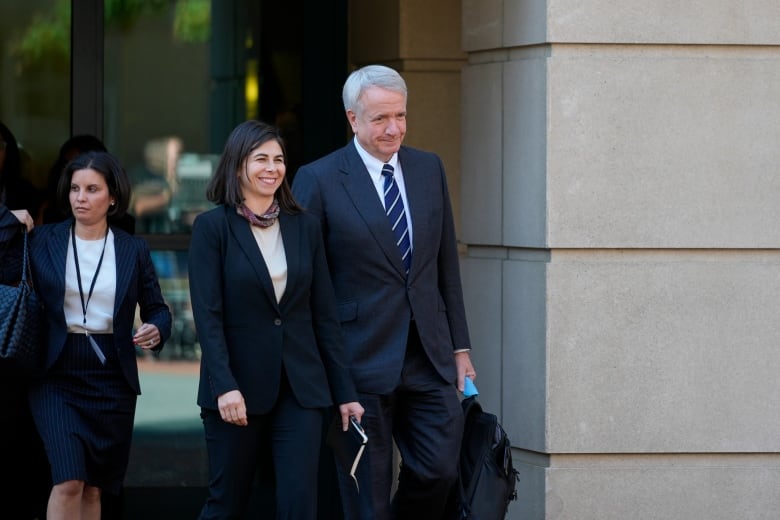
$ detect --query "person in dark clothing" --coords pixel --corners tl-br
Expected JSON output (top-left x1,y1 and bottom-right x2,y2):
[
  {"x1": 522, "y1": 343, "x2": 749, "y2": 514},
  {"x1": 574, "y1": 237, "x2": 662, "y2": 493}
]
[
  {"x1": 2, "y1": 151, "x2": 172, "y2": 519},
  {"x1": 189, "y1": 121, "x2": 363, "y2": 519},
  {"x1": 0, "y1": 121, "x2": 42, "y2": 217},
  {"x1": 292, "y1": 66, "x2": 477, "y2": 520},
  {"x1": 0, "y1": 121, "x2": 50, "y2": 520}
]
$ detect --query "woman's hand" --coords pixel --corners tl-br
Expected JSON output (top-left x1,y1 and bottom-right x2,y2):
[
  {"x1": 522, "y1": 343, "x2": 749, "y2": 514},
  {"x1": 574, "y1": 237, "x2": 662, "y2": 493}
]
[
  {"x1": 218, "y1": 390, "x2": 248, "y2": 426},
  {"x1": 338, "y1": 401, "x2": 365, "y2": 431},
  {"x1": 133, "y1": 323, "x2": 161, "y2": 350},
  {"x1": 11, "y1": 209, "x2": 33, "y2": 232}
]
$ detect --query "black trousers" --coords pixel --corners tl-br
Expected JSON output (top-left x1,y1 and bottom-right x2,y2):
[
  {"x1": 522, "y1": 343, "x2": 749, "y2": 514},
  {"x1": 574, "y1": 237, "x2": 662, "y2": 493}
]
[
  {"x1": 198, "y1": 374, "x2": 324, "y2": 520},
  {"x1": 337, "y1": 323, "x2": 464, "y2": 520}
]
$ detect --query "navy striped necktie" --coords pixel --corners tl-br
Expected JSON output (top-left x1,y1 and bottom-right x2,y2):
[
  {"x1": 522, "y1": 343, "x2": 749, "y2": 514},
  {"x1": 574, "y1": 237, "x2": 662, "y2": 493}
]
[{"x1": 381, "y1": 163, "x2": 411, "y2": 273}]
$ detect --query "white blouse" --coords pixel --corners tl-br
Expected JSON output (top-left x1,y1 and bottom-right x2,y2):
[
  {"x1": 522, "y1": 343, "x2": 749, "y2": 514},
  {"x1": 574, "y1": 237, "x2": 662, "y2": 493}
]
[
  {"x1": 64, "y1": 230, "x2": 117, "y2": 333},
  {"x1": 250, "y1": 220, "x2": 287, "y2": 303}
]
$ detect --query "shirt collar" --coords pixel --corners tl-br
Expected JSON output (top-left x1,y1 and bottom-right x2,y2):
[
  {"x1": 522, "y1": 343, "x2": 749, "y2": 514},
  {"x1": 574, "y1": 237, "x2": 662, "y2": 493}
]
[{"x1": 353, "y1": 137, "x2": 398, "y2": 178}]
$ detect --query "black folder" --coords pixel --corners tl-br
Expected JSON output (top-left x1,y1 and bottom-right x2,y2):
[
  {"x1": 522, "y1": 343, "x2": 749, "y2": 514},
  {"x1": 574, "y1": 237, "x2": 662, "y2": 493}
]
[{"x1": 327, "y1": 415, "x2": 368, "y2": 492}]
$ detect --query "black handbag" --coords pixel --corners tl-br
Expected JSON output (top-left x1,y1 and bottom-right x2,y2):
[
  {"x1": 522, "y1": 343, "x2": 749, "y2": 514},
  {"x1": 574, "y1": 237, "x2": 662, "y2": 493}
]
[{"x1": 0, "y1": 228, "x2": 44, "y2": 372}]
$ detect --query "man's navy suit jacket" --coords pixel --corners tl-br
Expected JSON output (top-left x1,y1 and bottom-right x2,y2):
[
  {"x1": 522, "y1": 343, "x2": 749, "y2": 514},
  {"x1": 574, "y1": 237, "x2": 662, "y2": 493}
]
[{"x1": 292, "y1": 142, "x2": 471, "y2": 394}]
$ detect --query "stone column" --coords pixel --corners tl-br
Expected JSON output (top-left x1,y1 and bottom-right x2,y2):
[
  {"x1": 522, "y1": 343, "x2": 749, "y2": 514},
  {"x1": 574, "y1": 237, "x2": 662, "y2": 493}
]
[{"x1": 461, "y1": 1, "x2": 780, "y2": 519}]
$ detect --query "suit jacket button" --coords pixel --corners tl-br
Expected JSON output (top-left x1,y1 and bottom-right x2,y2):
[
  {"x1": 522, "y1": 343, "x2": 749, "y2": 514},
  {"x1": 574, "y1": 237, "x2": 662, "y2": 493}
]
[{"x1": 274, "y1": 318, "x2": 282, "y2": 326}]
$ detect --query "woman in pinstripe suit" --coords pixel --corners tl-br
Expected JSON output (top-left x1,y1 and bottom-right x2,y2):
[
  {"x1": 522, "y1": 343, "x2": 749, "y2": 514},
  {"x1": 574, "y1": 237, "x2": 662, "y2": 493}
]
[{"x1": 20, "y1": 151, "x2": 172, "y2": 520}]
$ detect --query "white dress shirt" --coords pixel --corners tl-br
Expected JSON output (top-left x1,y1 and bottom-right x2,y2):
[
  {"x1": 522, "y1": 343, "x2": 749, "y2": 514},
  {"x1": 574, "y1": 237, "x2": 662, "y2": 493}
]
[{"x1": 353, "y1": 137, "x2": 414, "y2": 249}]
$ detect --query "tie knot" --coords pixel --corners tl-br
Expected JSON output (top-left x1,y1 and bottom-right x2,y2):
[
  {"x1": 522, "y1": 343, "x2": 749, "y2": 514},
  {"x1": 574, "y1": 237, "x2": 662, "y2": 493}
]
[{"x1": 381, "y1": 163, "x2": 394, "y2": 177}]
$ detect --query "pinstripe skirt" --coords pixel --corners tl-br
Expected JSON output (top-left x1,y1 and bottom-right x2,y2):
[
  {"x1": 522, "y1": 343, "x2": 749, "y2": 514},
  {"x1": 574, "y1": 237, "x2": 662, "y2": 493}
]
[{"x1": 29, "y1": 333, "x2": 136, "y2": 495}]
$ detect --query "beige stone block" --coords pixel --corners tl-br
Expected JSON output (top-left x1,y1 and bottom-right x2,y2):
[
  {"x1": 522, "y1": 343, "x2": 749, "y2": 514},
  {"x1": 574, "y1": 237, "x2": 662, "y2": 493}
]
[
  {"x1": 545, "y1": 253, "x2": 780, "y2": 453},
  {"x1": 399, "y1": 0, "x2": 464, "y2": 59},
  {"x1": 501, "y1": 1, "x2": 780, "y2": 46},
  {"x1": 461, "y1": 63, "x2": 503, "y2": 245},
  {"x1": 546, "y1": 1, "x2": 780, "y2": 45},
  {"x1": 502, "y1": 252, "x2": 549, "y2": 453},
  {"x1": 349, "y1": 2, "x2": 399, "y2": 63},
  {"x1": 507, "y1": 450, "x2": 548, "y2": 520},
  {"x1": 504, "y1": 0, "x2": 548, "y2": 47},
  {"x1": 349, "y1": 0, "x2": 464, "y2": 62},
  {"x1": 504, "y1": 58, "x2": 548, "y2": 247},
  {"x1": 545, "y1": 50, "x2": 780, "y2": 248},
  {"x1": 402, "y1": 70, "x2": 464, "y2": 231},
  {"x1": 461, "y1": 253, "x2": 506, "y2": 415},
  {"x1": 462, "y1": 0, "x2": 503, "y2": 51},
  {"x1": 538, "y1": 454, "x2": 780, "y2": 520}
]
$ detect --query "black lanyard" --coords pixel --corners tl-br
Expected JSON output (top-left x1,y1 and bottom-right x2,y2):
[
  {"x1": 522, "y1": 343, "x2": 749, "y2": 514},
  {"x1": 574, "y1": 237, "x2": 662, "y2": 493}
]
[{"x1": 72, "y1": 224, "x2": 109, "y2": 334}]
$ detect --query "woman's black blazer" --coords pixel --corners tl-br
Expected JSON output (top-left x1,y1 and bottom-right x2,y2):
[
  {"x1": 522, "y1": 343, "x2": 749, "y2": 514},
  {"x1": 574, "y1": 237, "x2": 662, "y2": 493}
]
[
  {"x1": 28, "y1": 219, "x2": 172, "y2": 394},
  {"x1": 188, "y1": 205, "x2": 356, "y2": 415}
]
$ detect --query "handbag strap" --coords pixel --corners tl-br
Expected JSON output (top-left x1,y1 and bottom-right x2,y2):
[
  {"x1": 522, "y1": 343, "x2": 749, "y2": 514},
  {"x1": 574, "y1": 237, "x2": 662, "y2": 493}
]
[{"x1": 20, "y1": 229, "x2": 32, "y2": 287}]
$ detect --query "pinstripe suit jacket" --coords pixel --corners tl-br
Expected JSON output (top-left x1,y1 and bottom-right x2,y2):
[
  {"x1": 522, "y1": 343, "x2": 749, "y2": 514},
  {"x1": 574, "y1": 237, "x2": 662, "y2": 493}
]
[
  {"x1": 28, "y1": 219, "x2": 171, "y2": 394},
  {"x1": 292, "y1": 142, "x2": 472, "y2": 394}
]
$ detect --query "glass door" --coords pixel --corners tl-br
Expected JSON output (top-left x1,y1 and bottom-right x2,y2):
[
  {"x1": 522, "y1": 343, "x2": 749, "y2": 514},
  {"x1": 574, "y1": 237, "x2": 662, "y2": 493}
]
[
  {"x1": 0, "y1": 0, "x2": 70, "y2": 220},
  {"x1": 2, "y1": 0, "x2": 348, "y2": 515}
]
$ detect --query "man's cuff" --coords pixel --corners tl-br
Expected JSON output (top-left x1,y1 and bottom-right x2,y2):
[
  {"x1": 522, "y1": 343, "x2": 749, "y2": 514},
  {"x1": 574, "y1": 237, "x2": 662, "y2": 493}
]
[{"x1": 453, "y1": 348, "x2": 471, "y2": 354}]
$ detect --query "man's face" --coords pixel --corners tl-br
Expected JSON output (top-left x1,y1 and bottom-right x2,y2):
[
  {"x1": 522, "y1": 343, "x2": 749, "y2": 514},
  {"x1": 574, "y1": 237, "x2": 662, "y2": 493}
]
[{"x1": 347, "y1": 86, "x2": 406, "y2": 163}]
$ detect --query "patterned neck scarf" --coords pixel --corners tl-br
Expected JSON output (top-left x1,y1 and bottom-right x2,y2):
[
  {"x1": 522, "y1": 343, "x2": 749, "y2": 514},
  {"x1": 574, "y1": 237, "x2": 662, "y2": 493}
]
[{"x1": 238, "y1": 199, "x2": 280, "y2": 228}]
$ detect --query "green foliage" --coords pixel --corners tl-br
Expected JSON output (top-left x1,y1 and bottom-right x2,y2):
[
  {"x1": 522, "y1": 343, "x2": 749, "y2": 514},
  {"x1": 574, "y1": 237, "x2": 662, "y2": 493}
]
[
  {"x1": 10, "y1": 0, "x2": 70, "y2": 67},
  {"x1": 11, "y1": 0, "x2": 211, "y2": 70},
  {"x1": 173, "y1": 0, "x2": 211, "y2": 44},
  {"x1": 104, "y1": 0, "x2": 167, "y2": 31}
]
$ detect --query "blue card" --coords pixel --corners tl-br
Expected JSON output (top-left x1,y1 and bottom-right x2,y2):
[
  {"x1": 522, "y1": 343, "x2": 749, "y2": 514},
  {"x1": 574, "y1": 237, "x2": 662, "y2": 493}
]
[{"x1": 463, "y1": 376, "x2": 479, "y2": 397}]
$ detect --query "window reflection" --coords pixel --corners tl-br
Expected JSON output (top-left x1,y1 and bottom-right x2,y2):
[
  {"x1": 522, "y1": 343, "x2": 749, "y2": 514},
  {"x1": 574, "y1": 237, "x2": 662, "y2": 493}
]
[
  {"x1": 0, "y1": 0, "x2": 70, "y2": 214},
  {"x1": 129, "y1": 137, "x2": 182, "y2": 234},
  {"x1": 148, "y1": 250, "x2": 199, "y2": 361},
  {"x1": 127, "y1": 137, "x2": 218, "y2": 235},
  {"x1": 171, "y1": 152, "x2": 218, "y2": 230},
  {"x1": 104, "y1": 0, "x2": 213, "y2": 220}
]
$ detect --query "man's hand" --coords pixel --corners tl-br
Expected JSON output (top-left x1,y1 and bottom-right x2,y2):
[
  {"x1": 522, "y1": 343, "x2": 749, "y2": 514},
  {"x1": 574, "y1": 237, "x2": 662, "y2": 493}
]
[
  {"x1": 338, "y1": 401, "x2": 365, "y2": 431},
  {"x1": 455, "y1": 351, "x2": 476, "y2": 393}
]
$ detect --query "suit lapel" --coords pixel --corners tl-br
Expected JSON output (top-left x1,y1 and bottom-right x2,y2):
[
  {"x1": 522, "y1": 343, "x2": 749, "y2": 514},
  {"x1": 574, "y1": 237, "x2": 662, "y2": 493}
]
[
  {"x1": 340, "y1": 143, "x2": 407, "y2": 275},
  {"x1": 113, "y1": 228, "x2": 134, "y2": 316},
  {"x1": 47, "y1": 220, "x2": 70, "y2": 285},
  {"x1": 226, "y1": 206, "x2": 279, "y2": 310},
  {"x1": 397, "y1": 147, "x2": 434, "y2": 275},
  {"x1": 46, "y1": 220, "x2": 72, "y2": 310}
]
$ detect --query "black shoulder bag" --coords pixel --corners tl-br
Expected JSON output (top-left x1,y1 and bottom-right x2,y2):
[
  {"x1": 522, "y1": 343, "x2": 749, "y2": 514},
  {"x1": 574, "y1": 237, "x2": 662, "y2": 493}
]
[{"x1": 0, "y1": 228, "x2": 44, "y2": 373}]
